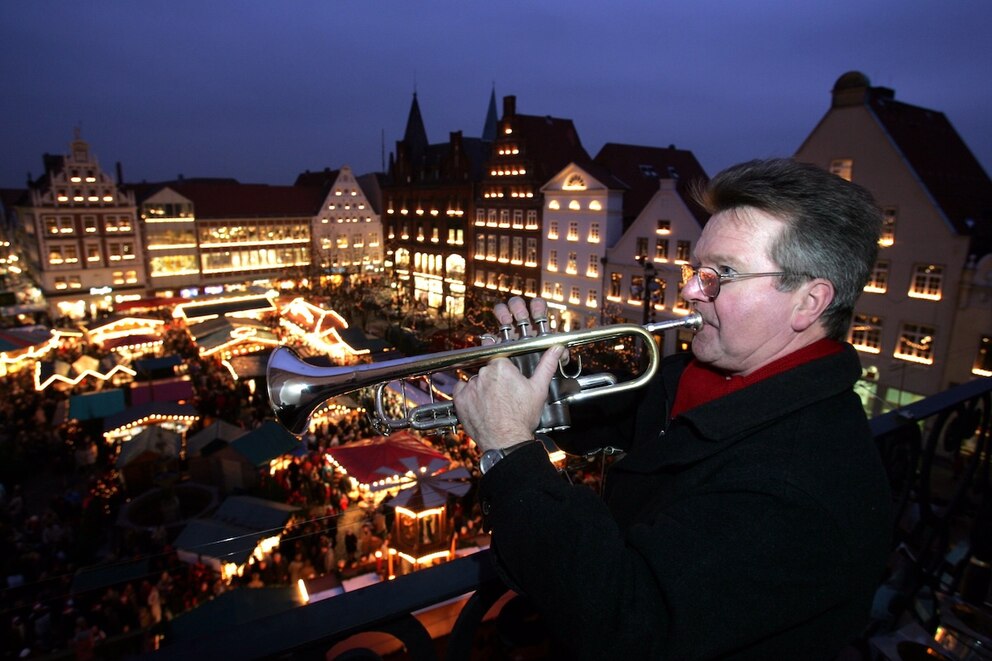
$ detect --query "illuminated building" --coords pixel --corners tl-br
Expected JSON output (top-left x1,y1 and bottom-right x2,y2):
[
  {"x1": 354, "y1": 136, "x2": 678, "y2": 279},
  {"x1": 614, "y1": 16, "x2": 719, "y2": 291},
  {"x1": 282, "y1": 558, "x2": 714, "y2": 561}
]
[
  {"x1": 795, "y1": 71, "x2": 992, "y2": 412},
  {"x1": 539, "y1": 162, "x2": 625, "y2": 332},
  {"x1": 472, "y1": 95, "x2": 591, "y2": 315},
  {"x1": 130, "y1": 179, "x2": 324, "y2": 299},
  {"x1": 16, "y1": 132, "x2": 146, "y2": 319},
  {"x1": 590, "y1": 144, "x2": 709, "y2": 355},
  {"x1": 136, "y1": 186, "x2": 201, "y2": 297},
  {"x1": 382, "y1": 92, "x2": 491, "y2": 317},
  {"x1": 296, "y1": 166, "x2": 384, "y2": 280}
]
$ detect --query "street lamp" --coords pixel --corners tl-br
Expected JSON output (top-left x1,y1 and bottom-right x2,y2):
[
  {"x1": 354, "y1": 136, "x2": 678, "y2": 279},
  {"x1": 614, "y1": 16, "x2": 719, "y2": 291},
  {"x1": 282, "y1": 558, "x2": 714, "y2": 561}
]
[{"x1": 637, "y1": 256, "x2": 657, "y2": 325}]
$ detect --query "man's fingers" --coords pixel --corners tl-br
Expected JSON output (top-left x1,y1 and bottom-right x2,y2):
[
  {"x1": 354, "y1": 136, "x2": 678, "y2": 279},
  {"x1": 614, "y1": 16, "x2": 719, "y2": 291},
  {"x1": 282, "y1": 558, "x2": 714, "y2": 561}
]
[
  {"x1": 493, "y1": 302, "x2": 513, "y2": 327},
  {"x1": 532, "y1": 345, "x2": 565, "y2": 390}
]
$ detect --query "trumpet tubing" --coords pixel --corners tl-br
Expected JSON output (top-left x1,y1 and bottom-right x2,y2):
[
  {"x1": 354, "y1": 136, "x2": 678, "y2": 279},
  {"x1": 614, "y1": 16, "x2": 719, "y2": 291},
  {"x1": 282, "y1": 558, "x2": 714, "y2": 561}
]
[{"x1": 267, "y1": 312, "x2": 702, "y2": 436}]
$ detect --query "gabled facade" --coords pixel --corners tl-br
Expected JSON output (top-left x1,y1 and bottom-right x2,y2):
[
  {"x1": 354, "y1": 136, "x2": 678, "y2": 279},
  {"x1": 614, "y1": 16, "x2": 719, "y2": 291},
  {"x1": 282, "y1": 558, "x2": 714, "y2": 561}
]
[
  {"x1": 382, "y1": 93, "x2": 490, "y2": 317},
  {"x1": 593, "y1": 144, "x2": 709, "y2": 355},
  {"x1": 302, "y1": 166, "x2": 384, "y2": 279},
  {"x1": 471, "y1": 96, "x2": 591, "y2": 311},
  {"x1": 539, "y1": 162, "x2": 625, "y2": 331},
  {"x1": 795, "y1": 71, "x2": 992, "y2": 412},
  {"x1": 17, "y1": 134, "x2": 145, "y2": 319}
]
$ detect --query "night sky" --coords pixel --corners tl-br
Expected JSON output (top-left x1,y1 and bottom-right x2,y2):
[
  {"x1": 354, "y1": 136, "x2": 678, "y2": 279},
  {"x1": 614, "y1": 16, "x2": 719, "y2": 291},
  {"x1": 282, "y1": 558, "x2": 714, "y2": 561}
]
[{"x1": 2, "y1": 1, "x2": 990, "y2": 188}]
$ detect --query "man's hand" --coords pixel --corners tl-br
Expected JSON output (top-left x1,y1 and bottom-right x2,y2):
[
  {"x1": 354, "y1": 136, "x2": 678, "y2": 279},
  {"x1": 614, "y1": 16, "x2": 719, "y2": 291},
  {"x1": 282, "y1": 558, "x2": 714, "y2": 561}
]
[{"x1": 452, "y1": 297, "x2": 564, "y2": 452}]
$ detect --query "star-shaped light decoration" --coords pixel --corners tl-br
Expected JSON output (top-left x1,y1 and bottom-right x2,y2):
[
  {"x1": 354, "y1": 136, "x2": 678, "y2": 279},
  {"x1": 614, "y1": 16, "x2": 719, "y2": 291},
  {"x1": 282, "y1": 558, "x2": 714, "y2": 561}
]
[{"x1": 369, "y1": 456, "x2": 471, "y2": 510}]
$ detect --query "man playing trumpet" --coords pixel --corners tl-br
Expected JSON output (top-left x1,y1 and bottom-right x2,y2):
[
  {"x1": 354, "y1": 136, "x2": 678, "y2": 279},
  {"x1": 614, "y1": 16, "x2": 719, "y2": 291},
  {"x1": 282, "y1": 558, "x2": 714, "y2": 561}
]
[{"x1": 452, "y1": 158, "x2": 891, "y2": 659}]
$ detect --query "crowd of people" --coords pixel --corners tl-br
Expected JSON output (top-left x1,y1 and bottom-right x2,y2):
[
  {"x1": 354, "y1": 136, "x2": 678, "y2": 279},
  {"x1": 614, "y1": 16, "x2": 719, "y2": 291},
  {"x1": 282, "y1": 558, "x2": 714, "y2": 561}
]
[{"x1": 0, "y1": 289, "x2": 489, "y2": 659}]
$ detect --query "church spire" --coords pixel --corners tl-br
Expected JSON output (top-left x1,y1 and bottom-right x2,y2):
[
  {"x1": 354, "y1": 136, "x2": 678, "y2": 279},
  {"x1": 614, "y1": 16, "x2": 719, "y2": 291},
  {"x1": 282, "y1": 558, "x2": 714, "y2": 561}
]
[
  {"x1": 482, "y1": 84, "x2": 498, "y2": 142},
  {"x1": 403, "y1": 91, "x2": 429, "y2": 162}
]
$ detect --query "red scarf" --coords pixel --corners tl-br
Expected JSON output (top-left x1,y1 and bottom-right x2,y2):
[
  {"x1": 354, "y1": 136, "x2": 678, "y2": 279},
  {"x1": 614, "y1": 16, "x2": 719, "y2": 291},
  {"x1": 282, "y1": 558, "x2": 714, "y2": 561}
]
[{"x1": 669, "y1": 338, "x2": 844, "y2": 419}]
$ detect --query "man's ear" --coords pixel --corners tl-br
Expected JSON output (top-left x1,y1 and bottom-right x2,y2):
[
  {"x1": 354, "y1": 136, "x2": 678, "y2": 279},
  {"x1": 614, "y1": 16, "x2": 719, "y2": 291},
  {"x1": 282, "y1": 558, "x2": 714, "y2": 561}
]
[{"x1": 791, "y1": 279, "x2": 834, "y2": 332}]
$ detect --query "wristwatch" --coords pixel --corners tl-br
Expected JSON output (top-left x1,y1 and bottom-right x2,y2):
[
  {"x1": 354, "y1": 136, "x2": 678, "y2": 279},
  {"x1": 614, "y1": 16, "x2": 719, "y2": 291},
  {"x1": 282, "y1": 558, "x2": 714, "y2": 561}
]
[{"x1": 479, "y1": 439, "x2": 536, "y2": 474}]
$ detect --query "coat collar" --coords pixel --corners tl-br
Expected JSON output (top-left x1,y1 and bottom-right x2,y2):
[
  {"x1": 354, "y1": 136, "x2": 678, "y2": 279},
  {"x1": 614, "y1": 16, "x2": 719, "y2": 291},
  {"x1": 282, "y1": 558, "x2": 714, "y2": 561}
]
[{"x1": 615, "y1": 343, "x2": 864, "y2": 472}]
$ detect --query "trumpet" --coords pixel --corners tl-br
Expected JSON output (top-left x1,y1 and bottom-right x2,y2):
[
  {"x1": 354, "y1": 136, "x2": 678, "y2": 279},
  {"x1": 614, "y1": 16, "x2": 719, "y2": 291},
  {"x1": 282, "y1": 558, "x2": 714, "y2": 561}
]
[{"x1": 267, "y1": 312, "x2": 702, "y2": 437}]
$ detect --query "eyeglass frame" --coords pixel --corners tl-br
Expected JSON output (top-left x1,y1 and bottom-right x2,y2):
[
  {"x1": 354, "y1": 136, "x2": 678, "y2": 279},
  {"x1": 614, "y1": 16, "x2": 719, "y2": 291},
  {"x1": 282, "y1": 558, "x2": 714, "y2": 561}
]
[{"x1": 680, "y1": 264, "x2": 799, "y2": 299}]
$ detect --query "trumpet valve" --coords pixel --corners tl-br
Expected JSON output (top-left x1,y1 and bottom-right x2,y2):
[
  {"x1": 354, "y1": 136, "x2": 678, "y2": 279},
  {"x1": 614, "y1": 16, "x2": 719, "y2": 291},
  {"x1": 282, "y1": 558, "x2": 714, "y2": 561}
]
[{"x1": 533, "y1": 315, "x2": 550, "y2": 335}]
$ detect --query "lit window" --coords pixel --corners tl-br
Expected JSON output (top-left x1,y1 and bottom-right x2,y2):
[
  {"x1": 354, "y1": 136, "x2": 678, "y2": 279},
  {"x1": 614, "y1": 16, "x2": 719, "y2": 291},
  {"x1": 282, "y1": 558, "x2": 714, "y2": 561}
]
[
  {"x1": 512, "y1": 237, "x2": 523, "y2": 263},
  {"x1": 830, "y1": 158, "x2": 853, "y2": 182},
  {"x1": 587, "y1": 254, "x2": 600, "y2": 277},
  {"x1": 568, "y1": 200, "x2": 581, "y2": 211},
  {"x1": 635, "y1": 237, "x2": 648, "y2": 262},
  {"x1": 548, "y1": 221, "x2": 559, "y2": 240},
  {"x1": 487, "y1": 236, "x2": 497, "y2": 260},
  {"x1": 879, "y1": 208, "x2": 896, "y2": 247},
  {"x1": 512, "y1": 209, "x2": 523, "y2": 228},
  {"x1": 974, "y1": 336, "x2": 992, "y2": 377},
  {"x1": 609, "y1": 272, "x2": 622, "y2": 299},
  {"x1": 525, "y1": 239, "x2": 537, "y2": 266},
  {"x1": 566, "y1": 252, "x2": 577, "y2": 274},
  {"x1": 850, "y1": 314, "x2": 883, "y2": 354},
  {"x1": 588, "y1": 223, "x2": 600, "y2": 243},
  {"x1": 864, "y1": 261, "x2": 889, "y2": 293},
  {"x1": 567, "y1": 222, "x2": 579, "y2": 241},
  {"x1": 563, "y1": 174, "x2": 586, "y2": 190},
  {"x1": 586, "y1": 289, "x2": 598, "y2": 308},
  {"x1": 548, "y1": 250, "x2": 558, "y2": 271},
  {"x1": 655, "y1": 239, "x2": 669, "y2": 261},
  {"x1": 499, "y1": 236, "x2": 510, "y2": 262},
  {"x1": 475, "y1": 235, "x2": 486, "y2": 260},
  {"x1": 908, "y1": 264, "x2": 943, "y2": 301},
  {"x1": 526, "y1": 210, "x2": 538, "y2": 230},
  {"x1": 569, "y1": 286, "x2": 581, "y2": 304},
  {"x1": 894, "y1": 323, "x2": 935, "y2": 365},
  {"x1": 656, "y1": 220, "x2": 671, "y2": 235},
  {"x1": 475, "y1": 209, "x2": 485, "y2": 226},
  {"x1": 675, "y1": 240, "x2": 691, "y2": 263},
  {"x1": 499, "y1": 209, "x2": 510, "y2": 227},
  {"x1": 589, "y1": 200, "x2": 602, "y2": 211}
]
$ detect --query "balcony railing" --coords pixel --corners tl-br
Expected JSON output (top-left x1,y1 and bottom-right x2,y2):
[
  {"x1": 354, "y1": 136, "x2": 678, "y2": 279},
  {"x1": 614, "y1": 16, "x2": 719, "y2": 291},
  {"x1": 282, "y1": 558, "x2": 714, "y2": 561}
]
[{"x1": 147, "y1": 376, "x2": 992, "y2": 660}]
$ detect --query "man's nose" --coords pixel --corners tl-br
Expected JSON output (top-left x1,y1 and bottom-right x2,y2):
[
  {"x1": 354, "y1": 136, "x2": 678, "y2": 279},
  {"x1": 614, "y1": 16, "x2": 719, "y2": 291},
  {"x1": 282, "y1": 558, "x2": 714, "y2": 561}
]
[{"x1": 681, "y1": 273, "x2": 708, "y2": 303}]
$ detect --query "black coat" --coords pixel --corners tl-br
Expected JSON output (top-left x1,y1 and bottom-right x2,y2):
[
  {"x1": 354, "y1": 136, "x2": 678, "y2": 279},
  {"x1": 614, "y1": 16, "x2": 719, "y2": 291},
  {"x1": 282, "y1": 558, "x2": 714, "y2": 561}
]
[{"x1": 479, "y1": 344, "x2": 891, "y2": 659}]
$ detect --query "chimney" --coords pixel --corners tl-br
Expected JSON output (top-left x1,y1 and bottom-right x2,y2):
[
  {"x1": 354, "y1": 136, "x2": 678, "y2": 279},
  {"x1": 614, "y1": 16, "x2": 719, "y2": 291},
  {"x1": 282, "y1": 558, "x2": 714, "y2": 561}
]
[
  {"x1": 116, "y1": 161, "x2": 124, "y2": 185},
  {"x1": 503, "y1": 95, "x2": 516, "y2": 119}
]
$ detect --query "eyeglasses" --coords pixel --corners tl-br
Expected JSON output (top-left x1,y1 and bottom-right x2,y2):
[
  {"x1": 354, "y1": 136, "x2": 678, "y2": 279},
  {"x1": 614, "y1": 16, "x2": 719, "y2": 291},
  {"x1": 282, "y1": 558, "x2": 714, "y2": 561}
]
[{"x1": 680, "y1": 264, "x2": 788, "y2": 299}]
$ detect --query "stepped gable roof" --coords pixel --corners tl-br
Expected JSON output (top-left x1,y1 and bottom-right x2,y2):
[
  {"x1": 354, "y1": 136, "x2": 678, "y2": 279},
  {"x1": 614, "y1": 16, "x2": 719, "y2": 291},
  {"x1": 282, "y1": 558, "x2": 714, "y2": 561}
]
[
  {"x1": 594, "y1": 143, "x2": 710, "y2": 227},
  {"x1": 512, "y1": 112, "x2": 591, "y2": 183},
  {"x1": 866, "y1": 85, "x2": 992, "y2": 257},
  {"x1": 167, "y1": 181, "x2": 326, "y2": 219}
]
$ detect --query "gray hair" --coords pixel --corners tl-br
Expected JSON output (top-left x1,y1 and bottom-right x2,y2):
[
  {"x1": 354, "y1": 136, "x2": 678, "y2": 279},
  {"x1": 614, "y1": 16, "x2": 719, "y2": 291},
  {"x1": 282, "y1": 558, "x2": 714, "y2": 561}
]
[{"x1": 694, "y1": 158, "x2": 882, "y2": 340}]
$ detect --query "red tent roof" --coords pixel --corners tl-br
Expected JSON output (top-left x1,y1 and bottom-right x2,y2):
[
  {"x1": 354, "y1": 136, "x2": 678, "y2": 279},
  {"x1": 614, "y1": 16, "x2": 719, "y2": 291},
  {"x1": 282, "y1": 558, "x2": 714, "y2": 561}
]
[{"x1": 325, "y1": 432, "x2": 447, "y2": 485}]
